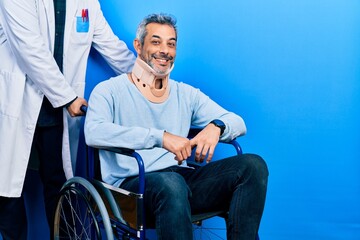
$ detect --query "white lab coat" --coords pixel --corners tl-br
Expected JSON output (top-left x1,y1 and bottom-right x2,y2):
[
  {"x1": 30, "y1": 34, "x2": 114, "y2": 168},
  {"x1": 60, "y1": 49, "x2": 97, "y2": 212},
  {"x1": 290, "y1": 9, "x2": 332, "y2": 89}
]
[{"x1": 0, "y1": 0, "x2": 135, "y2": 197}]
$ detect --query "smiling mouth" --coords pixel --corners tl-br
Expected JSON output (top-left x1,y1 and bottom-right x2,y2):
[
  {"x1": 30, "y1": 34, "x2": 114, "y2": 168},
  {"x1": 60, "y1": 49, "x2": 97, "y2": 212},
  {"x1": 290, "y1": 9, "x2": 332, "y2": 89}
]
[
  {"x1": 152, "y1": 54, "x2": 173, "y2": 64},
  {"x1": 155, "y1": 58, "x2": 168, "y2": 65}
]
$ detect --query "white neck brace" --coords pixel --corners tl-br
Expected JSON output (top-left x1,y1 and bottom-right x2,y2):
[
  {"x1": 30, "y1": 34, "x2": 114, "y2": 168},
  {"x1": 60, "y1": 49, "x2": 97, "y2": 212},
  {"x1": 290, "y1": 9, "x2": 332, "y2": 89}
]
[{"x1": 131, "y1": 57, "x2": 174, "y2": 103}]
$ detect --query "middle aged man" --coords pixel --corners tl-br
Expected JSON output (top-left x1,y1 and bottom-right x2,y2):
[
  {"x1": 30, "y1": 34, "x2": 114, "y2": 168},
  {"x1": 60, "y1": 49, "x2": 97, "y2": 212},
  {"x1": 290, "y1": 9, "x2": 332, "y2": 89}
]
[{"x1": 85, "y1": 13, "x2": 268, "y2": 239}]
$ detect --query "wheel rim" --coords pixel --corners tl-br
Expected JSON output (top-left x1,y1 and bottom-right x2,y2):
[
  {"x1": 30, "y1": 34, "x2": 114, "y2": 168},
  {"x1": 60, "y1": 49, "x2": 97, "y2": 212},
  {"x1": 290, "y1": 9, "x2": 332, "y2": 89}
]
[{"x1": 54, "y1": 185, "x2": 101, "y2": 240}]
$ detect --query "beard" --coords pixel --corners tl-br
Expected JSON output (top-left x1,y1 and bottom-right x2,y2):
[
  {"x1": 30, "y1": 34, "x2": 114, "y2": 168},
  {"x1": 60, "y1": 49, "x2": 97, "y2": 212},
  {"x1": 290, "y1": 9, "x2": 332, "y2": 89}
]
[{"x1": 146, "y1": 53, "x2": 174, "y2": 75}]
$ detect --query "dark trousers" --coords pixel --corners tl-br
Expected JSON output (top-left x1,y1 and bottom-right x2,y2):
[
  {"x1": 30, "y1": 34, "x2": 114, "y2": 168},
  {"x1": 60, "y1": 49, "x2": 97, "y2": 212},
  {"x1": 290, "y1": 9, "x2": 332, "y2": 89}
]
[
  {"x1": 0, "y1": 124, "x2": 66, "y2": 240},
  {"x1": 0, "y1": 197, "x2": 27, "y2": 240},
  {"x1": 121, "y1": 153, "x2": 269, "y2": 240}
]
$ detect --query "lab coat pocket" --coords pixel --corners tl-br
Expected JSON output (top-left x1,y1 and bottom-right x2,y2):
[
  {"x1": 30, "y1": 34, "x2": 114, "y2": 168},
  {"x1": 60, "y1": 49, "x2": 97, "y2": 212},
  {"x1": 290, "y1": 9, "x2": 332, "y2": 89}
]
[
  {"x1": 76, "y1": 16, "x2": 89, "y2": 33},
  {"x1": 72, "y1": 19, "x2": 92, "y2": 46},
  {"x1": 72, "y1": 7, "x2": 92, "y2": 46},
  {"x1": 0, "y1": 70, "x2": 26, "y2": 118}
]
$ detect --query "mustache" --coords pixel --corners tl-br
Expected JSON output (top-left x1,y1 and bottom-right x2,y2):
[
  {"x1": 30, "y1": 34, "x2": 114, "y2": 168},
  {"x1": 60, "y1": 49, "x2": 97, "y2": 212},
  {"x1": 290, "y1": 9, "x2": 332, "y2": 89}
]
[{"x1": 151, "y1": 53, "x2": 173, "y2": 61}]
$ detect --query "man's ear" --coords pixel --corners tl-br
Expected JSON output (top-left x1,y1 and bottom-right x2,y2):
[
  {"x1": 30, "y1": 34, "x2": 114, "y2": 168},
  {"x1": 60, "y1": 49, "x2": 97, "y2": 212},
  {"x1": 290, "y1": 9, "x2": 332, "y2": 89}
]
[{"x1": 133, "y1": 39, "x2": 142, "y2": 55}]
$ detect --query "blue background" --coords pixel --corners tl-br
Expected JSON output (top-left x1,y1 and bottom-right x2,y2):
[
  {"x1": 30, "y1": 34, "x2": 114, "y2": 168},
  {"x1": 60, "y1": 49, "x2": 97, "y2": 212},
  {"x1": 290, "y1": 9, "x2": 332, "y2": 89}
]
[
  {"x1": 88, "y1": 1, "x2": 360, "y2": 238},
  {"x1": 3, "y1": 0, "x2": 359, "y2": 239}
]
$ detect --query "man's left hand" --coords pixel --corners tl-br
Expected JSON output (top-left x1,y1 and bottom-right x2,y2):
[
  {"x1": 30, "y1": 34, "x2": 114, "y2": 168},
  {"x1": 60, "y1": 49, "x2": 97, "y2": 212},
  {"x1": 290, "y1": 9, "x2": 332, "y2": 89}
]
[{"x1": 189, "y1": 124, "x2": 221, "y2": 163}]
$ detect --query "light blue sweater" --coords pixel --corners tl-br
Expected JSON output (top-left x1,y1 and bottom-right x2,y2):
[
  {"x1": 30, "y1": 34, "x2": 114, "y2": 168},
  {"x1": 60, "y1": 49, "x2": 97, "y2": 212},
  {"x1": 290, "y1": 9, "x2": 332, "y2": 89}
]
[{"x1": 84, "y1": 74, "x2": 246, "y2": 187}]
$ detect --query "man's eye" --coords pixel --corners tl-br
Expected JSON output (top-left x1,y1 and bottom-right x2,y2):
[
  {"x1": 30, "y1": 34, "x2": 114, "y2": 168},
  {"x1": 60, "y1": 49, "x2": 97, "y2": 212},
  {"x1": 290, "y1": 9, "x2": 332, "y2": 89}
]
[
  {"x1": 168, "y1": 42, "x2": 176, "y2": 47},
  {"x1": 152, "y1": 41, "x2": 160, "y2": 45}
]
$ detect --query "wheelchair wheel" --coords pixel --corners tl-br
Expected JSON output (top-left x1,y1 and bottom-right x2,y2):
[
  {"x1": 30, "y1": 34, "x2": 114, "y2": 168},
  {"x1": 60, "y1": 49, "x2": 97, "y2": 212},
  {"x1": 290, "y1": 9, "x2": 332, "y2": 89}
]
[
  {"x1": 193, "y1": 223, "x2": 226, "y2": 240},
  {"x1": 53, "y1": 177, "x2": 114, "y2": 240},
  {"x1": 193, "y1": 221, "x2": 260, "y2": 240}
]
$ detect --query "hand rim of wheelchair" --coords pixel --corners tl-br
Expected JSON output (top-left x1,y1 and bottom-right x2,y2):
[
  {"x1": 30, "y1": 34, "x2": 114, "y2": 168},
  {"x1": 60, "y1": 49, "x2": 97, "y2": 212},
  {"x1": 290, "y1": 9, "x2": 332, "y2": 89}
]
[{"x1": 53, "y1": 177, "x2": 114, "y2": 240}]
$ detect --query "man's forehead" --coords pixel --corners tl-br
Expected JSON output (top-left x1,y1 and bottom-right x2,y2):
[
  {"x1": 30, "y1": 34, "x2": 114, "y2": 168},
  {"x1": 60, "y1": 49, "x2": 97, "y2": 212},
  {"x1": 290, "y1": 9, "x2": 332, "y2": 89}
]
[{"x1": 146, "y1": 23, "x2": 176, "y2": 39}]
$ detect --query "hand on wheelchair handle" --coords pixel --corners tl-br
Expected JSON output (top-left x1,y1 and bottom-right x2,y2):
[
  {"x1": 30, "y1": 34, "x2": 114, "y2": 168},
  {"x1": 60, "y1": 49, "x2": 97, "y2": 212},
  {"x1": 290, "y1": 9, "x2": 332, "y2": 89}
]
[{"x1": 67, "y1": 98, "x2": 87, "y2": 117}]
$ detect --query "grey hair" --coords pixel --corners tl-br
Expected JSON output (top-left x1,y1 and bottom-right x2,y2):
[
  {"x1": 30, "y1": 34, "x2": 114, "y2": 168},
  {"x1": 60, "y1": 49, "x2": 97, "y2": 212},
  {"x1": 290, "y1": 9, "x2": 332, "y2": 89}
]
[{"x1": 136, "y1": 13, "x2": 177, "y2": 46}]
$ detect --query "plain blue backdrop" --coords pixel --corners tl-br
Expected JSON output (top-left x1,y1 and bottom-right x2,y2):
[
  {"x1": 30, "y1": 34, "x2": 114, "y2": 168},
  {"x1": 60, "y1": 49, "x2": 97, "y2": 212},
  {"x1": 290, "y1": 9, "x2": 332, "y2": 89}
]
[{"x1": 3, "y1": 1, "x2": 359, "y2": 240}]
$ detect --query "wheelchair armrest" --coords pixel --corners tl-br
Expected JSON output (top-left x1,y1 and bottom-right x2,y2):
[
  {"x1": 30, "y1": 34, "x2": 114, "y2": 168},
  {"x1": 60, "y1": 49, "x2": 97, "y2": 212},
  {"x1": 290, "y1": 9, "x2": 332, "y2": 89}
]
[
  {"x1": 89, "y1": 146, "x2": 145, "y2": 195},
  {"x1": 98, "y1": 146, "x2": 135, "y2": 157}
]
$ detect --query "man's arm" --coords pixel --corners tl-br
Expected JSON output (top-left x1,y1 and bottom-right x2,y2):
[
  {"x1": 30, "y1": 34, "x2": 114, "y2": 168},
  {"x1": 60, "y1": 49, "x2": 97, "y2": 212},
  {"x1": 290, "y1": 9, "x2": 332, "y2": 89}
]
[
  {"x1": 184, "y1": 84, "x2": 247, "y2": 162},
  {"x1": 84, "y1": 80, "x2": 164, "y2": 149}
]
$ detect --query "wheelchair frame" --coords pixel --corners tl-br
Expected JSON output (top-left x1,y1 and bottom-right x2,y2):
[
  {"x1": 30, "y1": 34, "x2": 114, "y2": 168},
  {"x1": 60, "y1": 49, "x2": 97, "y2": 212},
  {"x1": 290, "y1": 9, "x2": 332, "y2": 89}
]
[{"x1": 53, "y1": 127, "x2": 261, "y2": 240}]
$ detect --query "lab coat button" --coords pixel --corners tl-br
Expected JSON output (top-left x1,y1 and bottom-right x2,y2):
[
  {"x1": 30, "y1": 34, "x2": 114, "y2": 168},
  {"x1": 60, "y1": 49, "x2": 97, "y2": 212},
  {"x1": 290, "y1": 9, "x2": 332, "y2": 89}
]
[{"x1": 27, "y1": 125, "x2": 34, "y2": 130}]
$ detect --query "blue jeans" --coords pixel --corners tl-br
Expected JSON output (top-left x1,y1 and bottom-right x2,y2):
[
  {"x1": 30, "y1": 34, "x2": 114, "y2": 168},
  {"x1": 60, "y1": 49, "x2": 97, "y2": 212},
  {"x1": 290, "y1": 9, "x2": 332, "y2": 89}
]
[{"x1": 121, "y1": 153, "x2": 268, "y2": 240}]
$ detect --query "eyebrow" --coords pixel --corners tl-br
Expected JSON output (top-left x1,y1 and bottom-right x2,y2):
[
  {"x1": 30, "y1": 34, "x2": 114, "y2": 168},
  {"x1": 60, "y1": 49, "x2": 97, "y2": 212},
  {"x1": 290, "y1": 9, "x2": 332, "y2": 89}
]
[{"x1": 151, "y1": 35, "x2": 177, "y2": 41}]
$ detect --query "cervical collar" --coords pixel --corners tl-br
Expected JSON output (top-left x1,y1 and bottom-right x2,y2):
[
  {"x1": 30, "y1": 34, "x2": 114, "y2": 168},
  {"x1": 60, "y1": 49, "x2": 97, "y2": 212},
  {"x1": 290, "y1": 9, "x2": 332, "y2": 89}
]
[{"x1": 131, "y1": 57, "x2": 174, "y2": 103}]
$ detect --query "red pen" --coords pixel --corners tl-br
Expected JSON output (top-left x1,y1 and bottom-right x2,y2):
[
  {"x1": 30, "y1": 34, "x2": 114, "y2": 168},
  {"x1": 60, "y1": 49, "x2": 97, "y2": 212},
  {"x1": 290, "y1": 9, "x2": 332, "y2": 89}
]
[{"x1": 81, "y1": 9, "x2": 86, "y2": 22}]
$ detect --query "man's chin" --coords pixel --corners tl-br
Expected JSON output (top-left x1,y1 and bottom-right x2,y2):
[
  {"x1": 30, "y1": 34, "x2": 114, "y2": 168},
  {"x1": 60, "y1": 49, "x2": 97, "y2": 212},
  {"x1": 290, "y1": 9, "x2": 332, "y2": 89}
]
[{"x1": 153, "y1": 66, "x2": 171, "y2": 75}]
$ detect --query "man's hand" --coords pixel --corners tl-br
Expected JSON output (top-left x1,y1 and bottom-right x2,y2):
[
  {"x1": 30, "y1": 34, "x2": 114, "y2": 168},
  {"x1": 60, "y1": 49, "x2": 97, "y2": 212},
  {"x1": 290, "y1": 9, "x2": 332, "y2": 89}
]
[
  {"x1": 189, "y1": 124, "x2": 221, "y2": 163},
  {"x1": 66, "y1": 97, "x2": 88, "y2": 117},
  {"x1": 163, "y1": 131, "x2": 192, "y2": 164}
]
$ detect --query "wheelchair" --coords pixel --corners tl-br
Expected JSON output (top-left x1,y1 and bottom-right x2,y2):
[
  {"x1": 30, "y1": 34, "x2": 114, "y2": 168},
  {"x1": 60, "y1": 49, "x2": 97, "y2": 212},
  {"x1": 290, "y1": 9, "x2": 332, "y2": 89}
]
[{"x1": 53, "y1": 125, "x2": 260, "y2": 240}]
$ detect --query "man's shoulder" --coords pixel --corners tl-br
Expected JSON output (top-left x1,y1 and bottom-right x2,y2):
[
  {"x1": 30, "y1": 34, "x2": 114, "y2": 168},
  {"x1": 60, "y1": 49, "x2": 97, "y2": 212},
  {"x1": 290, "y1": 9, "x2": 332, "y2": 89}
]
[
  {"x1": 170, "y1": 79, "x2": 200, "y2": 94},
  {"x1": 170, "y1": 79, "x2": 195, "y2": 89},
  {"x1": 93, "y1": 74, "x2": 129, "y2": 93}
]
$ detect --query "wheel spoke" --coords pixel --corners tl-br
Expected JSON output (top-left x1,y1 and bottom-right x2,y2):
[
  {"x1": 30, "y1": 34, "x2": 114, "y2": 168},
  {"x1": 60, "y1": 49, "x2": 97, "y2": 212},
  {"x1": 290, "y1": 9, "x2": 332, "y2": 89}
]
[{"x1": 54, "y1": 185, "x2": 101, "y2": 240}]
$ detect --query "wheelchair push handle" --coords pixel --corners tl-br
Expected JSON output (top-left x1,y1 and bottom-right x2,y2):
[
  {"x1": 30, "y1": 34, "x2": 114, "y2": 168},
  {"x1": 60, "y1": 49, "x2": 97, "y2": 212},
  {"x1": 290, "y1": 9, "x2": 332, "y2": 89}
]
[{"x1": 80, "y1": 105, "x2": 88, "y2": 113}]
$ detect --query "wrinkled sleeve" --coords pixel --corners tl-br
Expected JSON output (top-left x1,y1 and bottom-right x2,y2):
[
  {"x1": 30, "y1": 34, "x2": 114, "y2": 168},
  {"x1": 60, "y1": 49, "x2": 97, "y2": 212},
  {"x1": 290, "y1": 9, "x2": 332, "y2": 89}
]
[
  {"x1": 84, "y1": 80, "x2": 163, "y2": 150},
  {"x1": 0, "y1": 0, "x2": 76, "y2": 107},
  {"x1": 91, "y1": 0, "x2": 135, "y2": 75},
  {"x1": 189, "y1": 85, "x2": 247, "y2": 141}
]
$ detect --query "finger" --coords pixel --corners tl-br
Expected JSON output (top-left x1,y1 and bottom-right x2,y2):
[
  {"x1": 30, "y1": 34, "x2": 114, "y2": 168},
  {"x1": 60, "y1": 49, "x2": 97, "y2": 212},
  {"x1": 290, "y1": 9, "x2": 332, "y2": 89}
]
[
  {"x1": 189, "y1": 139, "x2": 197, "y2": 149},
  {"x1": 174, "y1": 153, "x2": 182, "y2": 161},
  {"x1": 206, "y1": 146, "x2": 215, "y2": 163},
  {"x1": 74, "y1": 108, "x2": 85, "y2": 117},
  {"x1": 67, "y1": 108, "x2": 76, "y2": 117},
  {"x1": 195, "y1": 144, "x2": 204, "y2": 162},
  {"x1": 78, "y1": 108, "x2": 86, "y2": 116},
  {"x1": 185, "y1": 144, "x2": 192, "y2": 159},
  {"x1": 199, "y1": 145, "x2": 209, "y2": 163},
  {"x1": 175, "y1": 149, "x2": 186, "y2": 162},
  {"x1": 199, "y1": 148, "x2": 208, "y2": 163},
  {"x1": 181, "y1": 148, "x2": 190, "y2": 160}
]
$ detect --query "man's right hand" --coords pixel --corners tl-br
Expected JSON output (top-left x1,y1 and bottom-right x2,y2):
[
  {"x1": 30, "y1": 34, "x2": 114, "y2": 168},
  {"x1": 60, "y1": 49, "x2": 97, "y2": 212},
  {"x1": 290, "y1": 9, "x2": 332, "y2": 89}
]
[
  {"x1": 66, "y1": 97, "x2": 88, "y2": 117},
  {"x1": 162, "y1": 131, "x2": 192, "y2": 164}
]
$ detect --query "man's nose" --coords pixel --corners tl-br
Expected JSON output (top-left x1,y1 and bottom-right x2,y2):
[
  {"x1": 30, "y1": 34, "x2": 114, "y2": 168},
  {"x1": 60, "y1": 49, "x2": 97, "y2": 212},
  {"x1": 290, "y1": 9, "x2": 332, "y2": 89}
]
[{"x1": 159, "y1": 43, "x2": 169, "y2": 54}]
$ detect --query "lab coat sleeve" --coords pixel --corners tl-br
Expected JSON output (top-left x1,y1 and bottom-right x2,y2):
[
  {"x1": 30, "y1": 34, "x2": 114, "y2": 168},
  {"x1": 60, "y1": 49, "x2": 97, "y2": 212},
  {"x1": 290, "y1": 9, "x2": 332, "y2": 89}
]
[
  {"x1": 91, "y1": 0, "x2": 135, "y2": 75},
  {"x1": 0, "y1": 0, "x2": 77, "y2": 107}
]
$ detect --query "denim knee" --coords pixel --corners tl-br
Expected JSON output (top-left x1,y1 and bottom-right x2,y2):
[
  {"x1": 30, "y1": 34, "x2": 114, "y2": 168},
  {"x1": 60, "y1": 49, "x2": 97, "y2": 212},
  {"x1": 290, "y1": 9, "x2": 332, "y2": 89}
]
[
  {"x1": 147, "y1": 172, "x2": 191, "y2": 210},
  {"x1": 239, "y1": 153, "x2": 269, "y2": 186}
]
